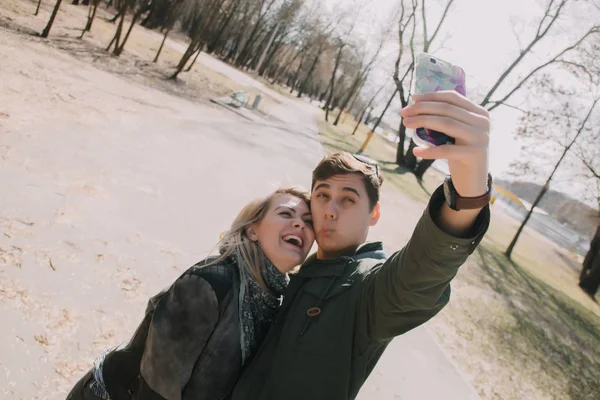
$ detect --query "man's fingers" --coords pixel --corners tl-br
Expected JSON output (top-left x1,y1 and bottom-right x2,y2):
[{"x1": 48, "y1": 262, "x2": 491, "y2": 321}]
[
  {"x1": 412, "y1": 143, "x2": 487, "y2": 161},
  {"x1": 412, "y1": 91, "x2": 489, "y2": 118},
  {"x1": 403, "y1": 115, "x2": 489, "y2": 145},
  {"x1": 402, "y1": 101, "x2": 489, "y2": 129}
]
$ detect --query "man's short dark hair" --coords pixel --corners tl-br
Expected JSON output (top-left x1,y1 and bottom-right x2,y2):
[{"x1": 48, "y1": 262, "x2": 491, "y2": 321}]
[{"x1": 311, "y1": 152, "x2": 383, "y2": 210}]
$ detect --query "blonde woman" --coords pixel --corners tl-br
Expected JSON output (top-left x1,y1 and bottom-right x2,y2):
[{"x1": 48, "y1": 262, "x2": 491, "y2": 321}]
[{"x1": 67, "y1": 188, "x2": 315, "y2": 400}]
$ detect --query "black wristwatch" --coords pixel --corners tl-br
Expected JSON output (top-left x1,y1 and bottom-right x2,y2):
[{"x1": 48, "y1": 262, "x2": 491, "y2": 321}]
[{"x1": 443, "y1": 174, "x2": 493, "y2": 211}]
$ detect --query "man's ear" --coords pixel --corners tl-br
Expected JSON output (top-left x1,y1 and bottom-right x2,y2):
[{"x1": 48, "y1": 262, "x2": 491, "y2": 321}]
[
  {"x1": 245, "y1": 225, "x2": 258, "y2": 241},
  {"x1": 369, "y1": 203, "x2": 381, "y2": 227}
]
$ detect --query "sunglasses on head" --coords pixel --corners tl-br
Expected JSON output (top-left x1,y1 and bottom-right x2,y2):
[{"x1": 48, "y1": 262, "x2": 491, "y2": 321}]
[{"x1": 352, "y1": 154, "x2": 380, "y2": 179}]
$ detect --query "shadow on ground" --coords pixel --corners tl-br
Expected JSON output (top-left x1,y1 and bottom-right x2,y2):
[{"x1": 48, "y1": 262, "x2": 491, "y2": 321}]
[{"x1": 474, "y1": 244, "x2": 600, "y2": 399}]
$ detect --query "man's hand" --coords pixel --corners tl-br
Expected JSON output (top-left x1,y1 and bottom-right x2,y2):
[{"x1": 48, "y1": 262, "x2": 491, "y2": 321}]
[{"x1": 401, "y1": 91, "x2": 490, "y2": 235}]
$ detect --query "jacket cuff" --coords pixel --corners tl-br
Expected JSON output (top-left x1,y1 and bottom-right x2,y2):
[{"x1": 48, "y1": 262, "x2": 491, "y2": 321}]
[{"x1": 423, "y1": 184, "x2": 490, "y2": 256}]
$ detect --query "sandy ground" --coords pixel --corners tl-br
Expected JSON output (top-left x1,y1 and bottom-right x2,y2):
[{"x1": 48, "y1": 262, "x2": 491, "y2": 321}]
[{"x1": 0, "y1": 13, "x2": 484, "y2": 400}]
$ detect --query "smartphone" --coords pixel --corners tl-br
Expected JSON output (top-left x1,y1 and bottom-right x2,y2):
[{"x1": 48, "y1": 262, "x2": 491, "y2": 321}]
[{"x1": 412, "y1": 53, "x2": 466, "y2": 147}]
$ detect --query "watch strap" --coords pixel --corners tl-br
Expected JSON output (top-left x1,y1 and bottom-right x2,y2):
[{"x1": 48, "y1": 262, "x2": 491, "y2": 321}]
[{"x1": 453, "y1": 174, "x2": 493, "y2": 210}]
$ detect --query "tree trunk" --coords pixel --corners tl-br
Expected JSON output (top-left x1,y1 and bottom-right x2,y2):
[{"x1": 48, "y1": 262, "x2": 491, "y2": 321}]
[
  {"x1": 107, "y1": 6, "x2": 126, "y2": 51},
  {"x1": 258, "y1": 38, "x2": 283, "y2": 76},
  {"x1": 185, "y1": 44, "x2": 203, "y2": 72},
  {"x1": 352, "y1": 107, "x2": 369, "y2": 135},
  {"x1": 347, "y1": 89, "x2": 362, "y2": 114},
  {"x1": 225, "y1": 28, "x2": 244, "y2": 63},
  {"x1": 289, "y1": 52, "x2": 307, "y2": 94},
  {"x1": 297, "y1": 54, "x2": 320, "y2": 98},
  {"x1": 80, "y1": 2, "x2": 98, "y2": 38},
  {"x1": 170, "y1": 41, "x2": 198, "y2": 79},
  {"x1": 579, "y1": 226, "x2": 600, "y2": 296},
  {"x1": 395, "y1": 85, "x2": 410, "y2": 166},
  {"x1": 236, "y1": 6, "x2": 271, "y2": 68},
  {"x1": 86, "y1": 2, "x2": 98, "y2": 30},
  {"x1": 114, "y1": 11, "x2": 142, "y2": 56},
  {"x1": 505, "y1": 185, "x2": 548, "y2": 258},
  {"x1": 108, "y1": 11, "x2": 121, "y2": 23},
  {"x1": 396, "y1": 122, "x2": 407, "y2": 164},
  {"x1": 324, "y1": 46, "x2": 344, "y2": 121},
  {"x1": 35, "y1": 0, "x2": 42, "y2": 16},
  {"x1": 140, "y1": 0, "x2": 159, "y2": 29},
  {"x1": 405, "y1": 139, "x2": 418, "y2": 169},
  {"x1": 41, "y1": 0, "x2": 64, "y2": 38},
  {"x1": 333, "y1": 77, "x2": 362, "y2": 126},
  {"x1": 235, "y1": 23, "x2": 262, "y2": 67},
  {"x1": 153, "y1": 28, "x2": 171, "y2": 63},
  {"x1": 415, "y1": 159, "x2": 435, "y2": 180},
  {"x1": 207, "y1": 1, "x2": 238, "y2": 53},
  {"x1": 357, "y1": 88, "x2": 398, "y2": 153},
  {"x1": 271, "y1": 50, "x2": 300, "y2": 85}
]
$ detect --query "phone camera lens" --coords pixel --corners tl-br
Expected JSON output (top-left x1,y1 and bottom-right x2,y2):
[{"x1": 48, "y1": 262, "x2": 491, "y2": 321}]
[{"x1": 430, "y1": 58, "x2": 436, "y2": 64}]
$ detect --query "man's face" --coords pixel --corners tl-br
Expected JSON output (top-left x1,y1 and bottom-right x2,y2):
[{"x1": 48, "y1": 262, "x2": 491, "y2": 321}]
[{"x1": 311, "y1": 173, "x2": 380, "y2": 259}]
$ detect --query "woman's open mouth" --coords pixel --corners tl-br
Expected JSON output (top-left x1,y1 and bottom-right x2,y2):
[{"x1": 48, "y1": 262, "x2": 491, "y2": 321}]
[{"x1": 282, "y1": 234, "x2": 303, "y2": 249}]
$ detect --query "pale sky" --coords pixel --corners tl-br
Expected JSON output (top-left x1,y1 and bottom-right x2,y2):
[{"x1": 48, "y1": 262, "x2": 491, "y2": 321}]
[{"x1": 319, "y1": 0, "x2": 599, "y2": 202}]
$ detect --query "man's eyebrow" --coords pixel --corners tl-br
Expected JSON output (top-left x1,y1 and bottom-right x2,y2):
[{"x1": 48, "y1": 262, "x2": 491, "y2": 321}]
[
  {"x1": 342, "y1": 187, "x2": 360, "y2": 197},
  {"x1": 314, "y1": 183, "x2": 360, "y2": 197},
  {"x1": 313, "y1": 183, "x2": 330, "y2": 191}
]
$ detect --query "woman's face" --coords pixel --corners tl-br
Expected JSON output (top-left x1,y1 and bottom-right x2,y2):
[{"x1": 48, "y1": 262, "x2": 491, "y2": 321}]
[{"x1": 249, "y1": 194, "x2": 315, "y2": 273}]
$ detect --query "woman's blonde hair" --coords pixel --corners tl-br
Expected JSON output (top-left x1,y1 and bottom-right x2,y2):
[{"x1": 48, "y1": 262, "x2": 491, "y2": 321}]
[{"x1": 207, "y1": 187, "x2": 311, "y2": 289}]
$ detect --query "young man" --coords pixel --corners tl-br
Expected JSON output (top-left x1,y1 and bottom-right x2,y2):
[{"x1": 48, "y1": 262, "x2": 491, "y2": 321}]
[{"x1": 231, "y1": 91, "x2": 492, "y2": 400}]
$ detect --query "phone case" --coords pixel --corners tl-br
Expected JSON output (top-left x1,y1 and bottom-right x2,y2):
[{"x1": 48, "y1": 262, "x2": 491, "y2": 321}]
[{"x1": 413, "y1": 53, "x2": 466, "y2": 147}]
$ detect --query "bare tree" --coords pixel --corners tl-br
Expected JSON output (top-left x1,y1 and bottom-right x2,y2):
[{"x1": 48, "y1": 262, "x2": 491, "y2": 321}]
[
  {"x1": 323, "y1": 8, "x2": 360, "y2": 119},
  {"x1": 323, "y1": 40, "x2": 346, "y2": 120},
  {"x1": 351, "y1": 79, "x2": 390, "y2": 135},
  {"x1": 357, "y1": 87, "x2": 399, "y2": 153},
  {"x1": 35, "y1": 0, "x2": 43, "y2": 16},
  {"x1": 170, "y1": 0, "x2": 225, "y2": 79},
  {"x1": 40, "y1": 0, "x2": 64, "y2": 38},
  {"x1": 296, "y1": 26, "x2": 333, "y2": 98},
  {"x1": 332, "y1": 34, "x2": 387, "y2": 126},
  {"x1": 504, "y1": 97, "x2": 600, "y2": 258},
  {"x1": 234, "y1": 0, "x2": 278, "y2": 67},
  {"x1": 105, "y1": 0, "x2": 129, "y2": 53},
  {"x1": 393, "y1": 0, "x2": 418, "y2": 165},
  {"x1": 80, "y1": 0, "x2": 101, "y2": 38}
]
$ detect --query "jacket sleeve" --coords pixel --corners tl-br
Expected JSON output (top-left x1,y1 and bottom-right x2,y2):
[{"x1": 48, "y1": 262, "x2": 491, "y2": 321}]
[
  {"x1": 136, "y1": 273, "x2": 220, "y2": 400},
  {"x1": 357, "y1": 185, "x2": 490, "y2": 343}
]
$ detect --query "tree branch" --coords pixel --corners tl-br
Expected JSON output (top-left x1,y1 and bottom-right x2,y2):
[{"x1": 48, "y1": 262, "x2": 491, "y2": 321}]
[
  {"x1": 480, "y1": 0, "x2": 571, "y2": 107},
  {"x1": 421, "y1": 0, "x2": 428, "y2": 49},
  {"x1": 579, "y1": 155, "x2": 600, "y2": 179},
  {"x1": 486, "y1": 25, "x2": 599, "y2": 111},
  {"x1": 425, "y1": 0, "x2": 455, "y2": 51},
  {"x1": 393, "y1": 0, "x2": 417, "y2": 98},
  {"x1": 535, "y1": 0, "x2": 562, "y2": 38},
  {"x1": 556, "y1": 60, "x2": 596, "y2": 83}
]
